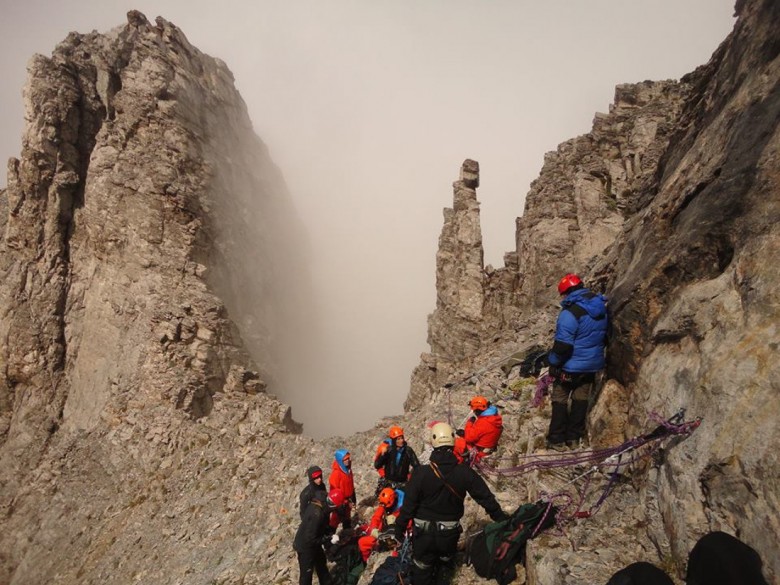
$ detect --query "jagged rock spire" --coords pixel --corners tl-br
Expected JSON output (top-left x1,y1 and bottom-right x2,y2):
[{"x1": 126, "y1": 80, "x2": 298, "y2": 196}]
[{"x1": 427, "y1": 159, "x2": 486, "y2": 361}]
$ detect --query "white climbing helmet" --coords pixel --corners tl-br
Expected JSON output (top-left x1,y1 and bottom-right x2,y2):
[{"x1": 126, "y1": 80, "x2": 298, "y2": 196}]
[{"x1": 430, "y1": 422, "x2": 455, "y2": 448}]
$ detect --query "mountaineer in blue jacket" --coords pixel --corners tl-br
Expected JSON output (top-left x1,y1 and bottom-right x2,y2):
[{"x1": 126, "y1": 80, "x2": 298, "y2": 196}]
[{"x1": 546, "y1": 274, "x2": 608, "y2": 449}]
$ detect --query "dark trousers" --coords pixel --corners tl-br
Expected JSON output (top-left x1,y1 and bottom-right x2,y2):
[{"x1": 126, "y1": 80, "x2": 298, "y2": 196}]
[
  {"x1": 411, "y1": 524, "x2": 461, "y2": 585},
  {"x1": 297, "y1": 545, "x2": 330, "y2": 585},
  {"x1": 547, "y1": 373, "x2": 594, "y2": 444}
]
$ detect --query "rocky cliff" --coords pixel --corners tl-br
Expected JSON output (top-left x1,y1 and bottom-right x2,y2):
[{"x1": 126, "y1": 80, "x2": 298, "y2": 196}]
[
  {"x1": 412, "y1": 0, "x2": 779, "y2": 583},
  {"x1": 0, "y1": 1, "x2": 778, "y2": 585},
  {"x1": 0, "y1": 11, "x2": 317, "y2": 585}
]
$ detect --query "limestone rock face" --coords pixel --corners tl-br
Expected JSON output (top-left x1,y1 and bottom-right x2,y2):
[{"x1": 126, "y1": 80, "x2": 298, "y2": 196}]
[
  {"x1": 598, "y1": 0, "x2": 780, "y2": 574},
  {"x1": 0, "y1": 12, "x2": 313, "y2": 584}
]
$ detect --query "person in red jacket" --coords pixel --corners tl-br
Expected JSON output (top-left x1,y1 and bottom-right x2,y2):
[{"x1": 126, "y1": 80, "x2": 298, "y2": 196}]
[
  {"x1": 454, "y1": 395, "x2": 503, "y2": 463},
  {"x1": 329, "y1": 449, "x2": 355, "y2": 527},
  {"x1": 357, "y1": 487, "x2": 405, "y2": 562}
]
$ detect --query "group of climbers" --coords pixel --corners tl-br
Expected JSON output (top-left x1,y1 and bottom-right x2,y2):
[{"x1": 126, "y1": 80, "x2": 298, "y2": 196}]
[
  {"x1": 292, "y1": 274, "x2": 773, "y2": 585},
  {"x1": 296, "y1": 421, "x2": 509, "y2": 585},
  {"x1": 293, "y1": 273, "x2": 608, "y2": 584}
]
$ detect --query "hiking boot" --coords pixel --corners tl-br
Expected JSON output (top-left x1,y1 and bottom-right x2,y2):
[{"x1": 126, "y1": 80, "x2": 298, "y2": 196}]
[
  {"x1": 566, "y1": 439, "x2": 580, "y2": 450},
  {"x1": 545, "y1": 441, "x2": 568, "y2": 452}
]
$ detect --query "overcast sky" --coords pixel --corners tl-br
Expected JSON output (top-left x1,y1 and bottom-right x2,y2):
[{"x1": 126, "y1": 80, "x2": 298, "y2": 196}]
[{"x1": 1, "y1": 1, "x2": 736, "y2": 437}]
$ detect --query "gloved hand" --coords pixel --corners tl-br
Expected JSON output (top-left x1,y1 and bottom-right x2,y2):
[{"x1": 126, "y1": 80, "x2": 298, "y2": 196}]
[
  {"x1": 468, "y1": 416, "x2": 477, "y2": 423},
  {"x1": 455, "y1": 429, "x2": 465, "y2": 437},
  {"x1": 495, "y1": 510, "x2": 510, "y2": 522},
  {"x1": 330, "y1": 534, "x2": 340, "y2": 545},
  {"x1": 548, "y1": 365, "x2": 562, "y2": 380},
  {"x1": 385, "y1": 515, "x2": 396, "y2": 525},
  {"x1": 370, "y1": 528, "x2": 380, "y2": 539}
]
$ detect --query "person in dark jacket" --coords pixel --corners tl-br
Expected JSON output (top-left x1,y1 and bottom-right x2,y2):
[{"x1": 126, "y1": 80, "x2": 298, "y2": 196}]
[
  {"x1": 394, "y1": 422, "x2": 508, "y2": 585},
  {"x1": 546, "y1": 274, "x2": 608, "y2": 449},
  {"x1": 299, "y1": 465, "x2": 327, "y2": 520},
  {"x1": 374, "y1": 425, "x2": 420, "y2": 486},
  {"x1": 294, "y1": 488, "x2": 345, "y2": 585}
]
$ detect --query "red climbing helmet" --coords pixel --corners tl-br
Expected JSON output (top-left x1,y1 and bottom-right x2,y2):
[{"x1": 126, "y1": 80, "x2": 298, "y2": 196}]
[
  {"x1": 468, "y1": 396, "x2": 489, "y2": 411},
  {"x1": 558, "y1": 273, "x2": 582, "y2": 295},
  {"x1": 388, "y1": 426, "x2": 404, "y2": 440},
  {"x1": 327, "y1": 488, "x2": 345, "y2": 508},
  {"x1": 378, "y1": 487, "x2": 396, "y2": 508}
]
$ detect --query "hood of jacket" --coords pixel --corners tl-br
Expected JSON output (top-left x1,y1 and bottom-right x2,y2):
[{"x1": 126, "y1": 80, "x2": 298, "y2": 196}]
[
  {"x1": 479, "y1": 405, "x2": 499, "y2": 417},
  {"x1": 334, "y1": 449, "x2": 352, "y2": 474},
  {"x1": 306, "y1": 465, "x2": 323, "y2": 484},
  {"x1": 561, "y1": 287, "x2": 607, "y2": 319}
]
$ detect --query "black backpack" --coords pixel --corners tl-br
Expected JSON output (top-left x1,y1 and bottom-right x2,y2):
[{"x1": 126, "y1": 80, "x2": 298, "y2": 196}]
[
  {"x1": 467, "y1": 501, "x2": 558, "y2": 585},
  {"x1": 369, "y1": 553, "x2": 411, "y2": 585},
  {"x1": 518, "y1": 346, "x2": 549, "y2": 378},
  {"x1": 328, "y1": 533, "x2": 365, "y2": 585}
]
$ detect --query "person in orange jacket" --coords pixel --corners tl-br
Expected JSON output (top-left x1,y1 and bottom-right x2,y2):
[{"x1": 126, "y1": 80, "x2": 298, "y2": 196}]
[
  {"x1": 454, "y1": 395, "x2": 503, "y2": 463},
  {"x1": 329, "y1": 449, "x2": 356, "y2": 527},
  {"x1": 357, "y1": 487, "x2": 405, "y2": 562}
]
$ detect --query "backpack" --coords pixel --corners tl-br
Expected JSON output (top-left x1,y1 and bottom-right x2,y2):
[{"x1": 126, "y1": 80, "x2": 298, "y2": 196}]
[
  {"x1": 369, "y1": 553, "x2": 411, "y2": 585},
  {"x1": 466, "y1": 501, "x2": 558, "y2": 585},
  {"x1": 518, "y1": 346, "x2": 549, "y2": 378},
  {"x1": 328, "y1": 533, "x2": 365, "y2": 585}
]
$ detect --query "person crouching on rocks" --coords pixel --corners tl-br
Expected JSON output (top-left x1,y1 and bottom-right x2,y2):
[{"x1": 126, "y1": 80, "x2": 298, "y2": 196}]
[{"x1": 454, "y1": 395, "x2": 503, "y2": 464}]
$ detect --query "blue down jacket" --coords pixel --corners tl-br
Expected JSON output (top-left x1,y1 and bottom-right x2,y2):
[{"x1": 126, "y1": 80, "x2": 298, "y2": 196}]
[{"x1": 548, "y1": 288, "x2": 608, "y2": 373}]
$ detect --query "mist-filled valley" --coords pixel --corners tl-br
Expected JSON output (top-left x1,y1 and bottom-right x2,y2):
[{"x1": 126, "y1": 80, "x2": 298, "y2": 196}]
[{"x1": 0, "y1": 1, "x2": 737, "y2": 437}]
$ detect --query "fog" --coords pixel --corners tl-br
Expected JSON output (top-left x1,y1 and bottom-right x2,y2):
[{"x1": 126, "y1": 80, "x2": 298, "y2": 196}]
[{"x1": 0, "y1": 1, "x2": 735, "y2": 437}]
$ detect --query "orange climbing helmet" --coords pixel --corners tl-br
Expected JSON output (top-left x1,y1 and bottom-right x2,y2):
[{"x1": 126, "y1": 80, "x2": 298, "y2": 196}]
[
  {"x1": 378, "y1": 487, "x2": 396, "y2": 508},
  {"x1": 558, "y1": 273, "x2": 582, "y2": 295},
  {"x1": 388, "y1": 426, "x2": 404, "y2": 439},
  {"x1": 469, "y1": 395, "x2": 489, "y2": 411}
]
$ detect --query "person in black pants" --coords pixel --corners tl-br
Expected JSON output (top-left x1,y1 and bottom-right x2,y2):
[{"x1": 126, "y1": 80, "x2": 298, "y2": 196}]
[
  {"x1": 394, "y1": 422, "x2": 508, "y2": 585},
  {"x1": 546, "y1": 274, "x2": 608, "y2": 449},
  {"x1": 294, "y1": 488, "x2": 345, "y2": 585}
]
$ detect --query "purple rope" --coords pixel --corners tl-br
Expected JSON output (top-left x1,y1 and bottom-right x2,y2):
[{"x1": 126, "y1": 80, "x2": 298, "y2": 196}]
[
  {"x1": 531, "y1": 374, "x2": 553, "y2": 408},
  {"x1": 478, "y1": 415, "x2": 700, "y2": 478}
]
